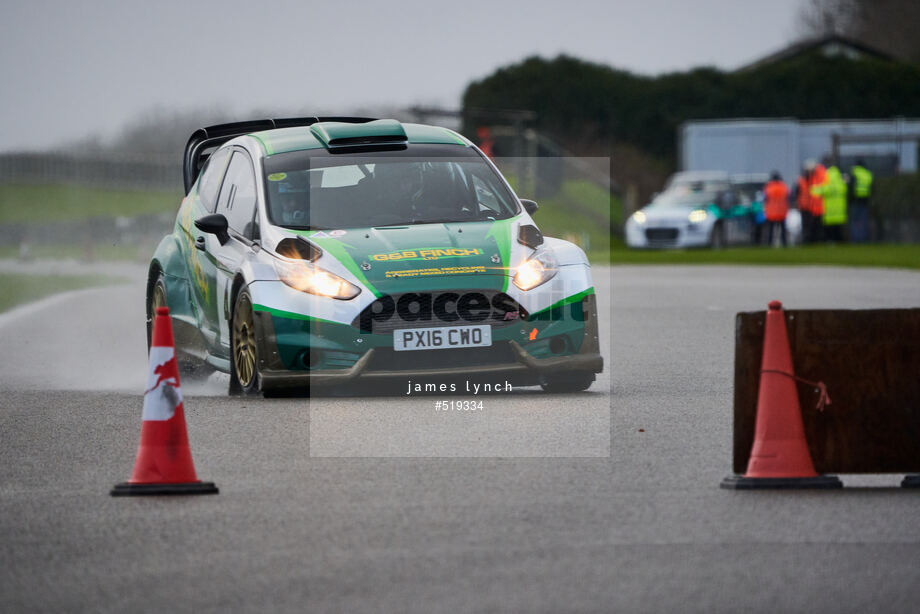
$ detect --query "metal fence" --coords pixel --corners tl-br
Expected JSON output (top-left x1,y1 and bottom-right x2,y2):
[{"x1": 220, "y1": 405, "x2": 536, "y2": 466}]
[{"x1": 0, "y1": 152, "x2": 180, "y2": 191}]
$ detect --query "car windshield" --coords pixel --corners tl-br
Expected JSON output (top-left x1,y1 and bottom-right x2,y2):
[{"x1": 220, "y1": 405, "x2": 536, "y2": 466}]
[
  {"x1": 650, "y1": 185, "x2": 720, "y2": 208},
  {"x1": 263, "y1": 152, "x2": 519, "y2": 229},
  {"x1": 732, "y1": 182, "x2": 764, "y2": 202}
]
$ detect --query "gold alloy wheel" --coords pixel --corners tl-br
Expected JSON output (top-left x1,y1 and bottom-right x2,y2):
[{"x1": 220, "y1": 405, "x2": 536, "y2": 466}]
[{"x1": 233, "y1": 295, "x2": 257, "y2": 389}]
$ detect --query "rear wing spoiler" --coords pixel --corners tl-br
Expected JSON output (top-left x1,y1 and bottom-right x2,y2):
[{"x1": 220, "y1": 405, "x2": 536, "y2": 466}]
[{"x1": 182, "y1": 116, "x2": 376, "y2": 193}]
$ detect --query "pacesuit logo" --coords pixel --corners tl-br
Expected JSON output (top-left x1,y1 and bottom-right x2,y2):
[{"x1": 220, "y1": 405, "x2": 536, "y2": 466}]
[{"x1": 142, "y1": 346, "x2": 183, "y2": 421}]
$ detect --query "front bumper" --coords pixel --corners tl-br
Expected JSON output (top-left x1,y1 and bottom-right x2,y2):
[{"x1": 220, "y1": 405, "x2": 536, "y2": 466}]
[
  {"x1": 259, "y1": 342, "x2": 603, "y2": 389},
  {"x1": 625, "y1": 220, "x2": 713, "y2": 248},
  {"x1": 253, "y1": 294, "x2": 603, "y2": 390}
]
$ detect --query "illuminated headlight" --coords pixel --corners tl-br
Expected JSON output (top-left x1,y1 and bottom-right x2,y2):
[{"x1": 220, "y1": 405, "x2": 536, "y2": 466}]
[
  {"x1": 632, "y1": 211, "x2": 647, "y2": 224},
  {"x1": 688, "y1": 209, "x2": 708, "y2": 224},
  {"x1": 513, "y1": 249, "x2": 557, "y2": 291},
  {"x1": 273, "y1": 258, "x2": 361, "y2": 300}
]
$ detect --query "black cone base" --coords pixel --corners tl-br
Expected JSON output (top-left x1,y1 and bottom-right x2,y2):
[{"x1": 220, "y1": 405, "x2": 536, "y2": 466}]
[
  {"x1": 721, "y1": 475, "x2": 843, "y2": 490},
  {"x1": 901, "y1": 475, "x2": 920, "y2": 488},
  {"x1": 110, "y1": 481, "x2": 219, "y2": 496}
]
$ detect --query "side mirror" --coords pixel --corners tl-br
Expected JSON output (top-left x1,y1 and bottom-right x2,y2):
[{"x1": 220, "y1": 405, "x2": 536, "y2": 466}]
[
  {"x1": 520, "y1": 199, "x2": 539, "y2": 215},
  {"x1": 194, "y1": 213, "x2": 230, "y2": 245}
]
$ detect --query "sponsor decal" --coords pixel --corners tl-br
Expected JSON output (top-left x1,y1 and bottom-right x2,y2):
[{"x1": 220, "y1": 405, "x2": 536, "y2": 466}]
[
  {"x1": 385, "y1": 265, "x2": 486, "y2": 278},
  {"x1": 358, "y1": 290, "x2": 591, "y2": 333},
  {"x1": 310, "y1": 230, "x2": 347, "y2": 240},
  {"x1": 179, "y1": 201, "x2": 211, "y2": 305},
  {"x1": 360, "y1": 292, "x2": 516, "y2": 333},
  {"x1": 267, "y1": 172, "x2": 287, "y2": 181},
  {"x1": 370, "y1": 247, "x2": 483, "y2": 262}
]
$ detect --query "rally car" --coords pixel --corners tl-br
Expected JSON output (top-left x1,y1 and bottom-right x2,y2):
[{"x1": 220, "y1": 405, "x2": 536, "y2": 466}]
[{"x1": 147, "y1": 117, "x2": 602, "y2": 395}]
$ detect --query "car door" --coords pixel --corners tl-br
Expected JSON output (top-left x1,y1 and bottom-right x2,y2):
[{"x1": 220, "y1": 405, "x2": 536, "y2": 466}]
[
  {"x1": 730, "y1": 190, "x2": 755, "y2": 245},
  {"x1": 721, "y1": 189, "x2": 751, "y2": 245},
  {"x1": 187, "y1": 146, "x2": 231, "y2": 345},
  {"x1": 207, "y1": 148, "x2": 260, "y2": 353}
]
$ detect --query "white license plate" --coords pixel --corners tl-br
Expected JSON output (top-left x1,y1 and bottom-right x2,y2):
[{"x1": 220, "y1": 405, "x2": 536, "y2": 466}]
[{"x1": 393, "y1": 325, "x2": 492, "y2": 351}]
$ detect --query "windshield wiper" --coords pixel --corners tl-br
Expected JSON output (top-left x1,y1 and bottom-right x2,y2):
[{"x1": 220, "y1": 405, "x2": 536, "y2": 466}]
[{"x1": 406, "y1": 218, "x2": 464, "y2": 225}]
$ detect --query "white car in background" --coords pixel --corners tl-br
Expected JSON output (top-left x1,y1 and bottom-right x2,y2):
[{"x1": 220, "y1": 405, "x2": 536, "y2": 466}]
[
  {"x1": 625, "y1": 171, "x2": 734, "y2": 249},
  {"x1": 626, "y1": 170, "x2": 802, "y2": 249}
]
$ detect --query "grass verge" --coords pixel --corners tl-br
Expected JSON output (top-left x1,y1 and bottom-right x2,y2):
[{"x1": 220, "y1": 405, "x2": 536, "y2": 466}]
[
  {"x1": 0, "y1": 243, "x2": 152, "y2": 262},
  {"x1": 610, "y1": 241, "x2": 920, "y2": 270},
  {"x1": 0, "y1": 183, "x2": 181, "y2": 224},
  {"x1": 0, "y1": 273, "x2": 120, "y2": 314},
  {"x1": 3, "y1": 183, "x2": 918, "y2": 271}
]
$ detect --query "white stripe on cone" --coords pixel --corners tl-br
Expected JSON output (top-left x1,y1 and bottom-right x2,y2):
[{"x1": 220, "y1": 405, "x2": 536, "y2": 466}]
[{"x1": 142, "y1": 346, "x2": 183, "y2": 421}]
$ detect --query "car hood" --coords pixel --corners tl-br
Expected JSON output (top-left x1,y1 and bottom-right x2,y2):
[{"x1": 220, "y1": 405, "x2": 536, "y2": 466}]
[{"x1": 287, "y1": 220, "x2": 515, "y2": 295}]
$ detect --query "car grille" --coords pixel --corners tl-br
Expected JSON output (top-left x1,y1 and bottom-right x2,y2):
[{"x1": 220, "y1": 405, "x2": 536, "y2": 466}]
[
  {"x1": 645, "y1": 227, "x2": 680, "y2": 247},
  {"x1": 353, "y1": 290, "x2": 525, "y2": 335},
  {"x1": 365, "y1": 342, "x2": 517, "y2": 372}
]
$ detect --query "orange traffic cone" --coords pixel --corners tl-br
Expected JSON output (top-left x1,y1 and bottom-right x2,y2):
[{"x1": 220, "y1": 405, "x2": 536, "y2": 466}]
[
  {"x1": 721, "y1": 300, "x2": 842, "y2": 489},
  {"x1": 111, "y1": 306, "x2": 218, "y2": 496}
]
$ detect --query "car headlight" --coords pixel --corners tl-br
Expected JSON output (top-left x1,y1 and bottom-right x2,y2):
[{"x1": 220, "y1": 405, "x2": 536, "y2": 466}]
[
  {"x1": 273, "y1": 258, "x2": 361, "y2": 300},
  {"x1": 513, "y1": 249, "x2": 557, "y2": 291},
  {"x1": 632, "y1": 211, "x2": 647, "y2": 224},
  {"x1": 688, "y1": 209, "x2": 708, "y2": 224}
]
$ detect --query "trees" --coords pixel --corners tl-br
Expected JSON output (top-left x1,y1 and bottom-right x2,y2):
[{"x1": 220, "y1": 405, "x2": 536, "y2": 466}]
[
  {"x1": 462, "y1": 53, "x2": 920, "y2": 166},
  {"x1": 799, "y1": 0, "x2": 920, "y2": 62}
]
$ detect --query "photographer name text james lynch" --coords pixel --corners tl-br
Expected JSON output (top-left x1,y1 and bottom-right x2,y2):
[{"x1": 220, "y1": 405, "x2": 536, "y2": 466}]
[{"x1": 406, "y1": 380, "x2": 513, "y2": 395}]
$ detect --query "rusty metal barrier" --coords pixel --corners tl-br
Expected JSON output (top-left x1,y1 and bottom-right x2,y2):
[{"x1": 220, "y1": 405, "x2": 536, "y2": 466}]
[{"x1": 733, "y1": 308, "x2": 920, "y2": 476}]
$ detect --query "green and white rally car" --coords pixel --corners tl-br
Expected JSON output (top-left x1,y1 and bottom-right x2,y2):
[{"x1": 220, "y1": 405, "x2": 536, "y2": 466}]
[{"x1": 147, "y1": 117, "x2": 602, "y2": 395}]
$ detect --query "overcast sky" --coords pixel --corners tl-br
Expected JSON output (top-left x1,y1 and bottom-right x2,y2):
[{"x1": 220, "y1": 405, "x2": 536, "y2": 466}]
[{"x1": 0, "y1": 0, "x2": 807, "y2": 151}]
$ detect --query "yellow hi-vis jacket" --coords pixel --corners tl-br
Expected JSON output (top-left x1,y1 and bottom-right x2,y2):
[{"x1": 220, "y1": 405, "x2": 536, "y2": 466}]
[
  {"x1": 811, "y1": 166, "x2": 847, "y2": 225},
  {"x1": 851, "y1": 165, "x2": 873, "y2": 198}
]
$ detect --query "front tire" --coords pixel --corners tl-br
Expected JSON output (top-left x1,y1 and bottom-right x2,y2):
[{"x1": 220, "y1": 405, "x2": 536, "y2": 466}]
[
  {"x1": 540, "y1": 372, "x2": 595, "y2": 393},
  {"x1": 230, "y1": 289, "x2": 261, "y2": 395},
  {"x1": 147, "y1": 273, "x2": 168, "y2": 351}
]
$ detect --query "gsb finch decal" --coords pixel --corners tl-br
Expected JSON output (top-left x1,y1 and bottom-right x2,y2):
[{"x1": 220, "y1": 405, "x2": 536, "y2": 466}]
[{"x1": 370, "y1": 247, "x2": 483, "y2": 261}]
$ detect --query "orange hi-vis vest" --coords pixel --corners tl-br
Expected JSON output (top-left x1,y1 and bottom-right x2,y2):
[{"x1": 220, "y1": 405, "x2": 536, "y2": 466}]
[
  {"x1": 796, "y1": 176, "x2": 810, "y2": 211},
  {"x1": 764, "y1": 180, "x2": 790, "y2": 222},
  {"x1": 809, "y1": 164, "x2": 827, "y2": 216}
]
